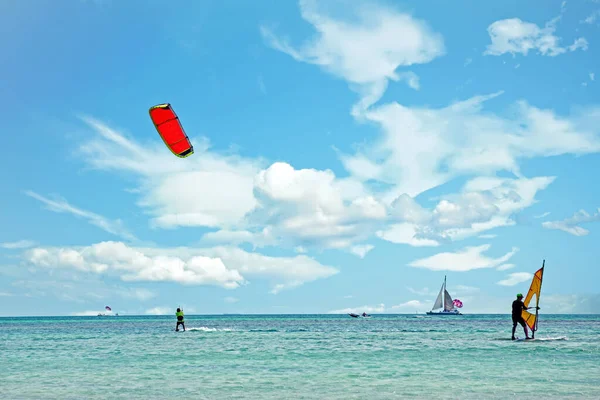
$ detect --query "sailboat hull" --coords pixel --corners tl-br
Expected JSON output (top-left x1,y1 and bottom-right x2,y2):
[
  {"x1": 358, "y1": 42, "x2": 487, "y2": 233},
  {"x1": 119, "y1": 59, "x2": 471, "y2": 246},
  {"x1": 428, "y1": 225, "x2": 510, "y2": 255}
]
[{"x1": 425, "y1": 310, "x2": 462, "y2": 315}]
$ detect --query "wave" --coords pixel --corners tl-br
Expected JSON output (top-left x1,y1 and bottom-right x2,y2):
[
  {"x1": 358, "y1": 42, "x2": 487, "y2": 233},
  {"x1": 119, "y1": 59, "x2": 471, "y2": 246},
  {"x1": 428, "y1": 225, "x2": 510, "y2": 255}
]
[{"x1": 185, "y1": 327, "x2": 234, "y2": 332}]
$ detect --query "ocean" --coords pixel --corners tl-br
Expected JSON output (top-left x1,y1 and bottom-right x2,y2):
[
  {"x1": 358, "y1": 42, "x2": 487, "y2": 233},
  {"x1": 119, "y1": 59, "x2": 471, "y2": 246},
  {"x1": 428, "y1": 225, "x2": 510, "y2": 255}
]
[{"x1": 1, "y1": 314, "x2": 599, "y2": 399}]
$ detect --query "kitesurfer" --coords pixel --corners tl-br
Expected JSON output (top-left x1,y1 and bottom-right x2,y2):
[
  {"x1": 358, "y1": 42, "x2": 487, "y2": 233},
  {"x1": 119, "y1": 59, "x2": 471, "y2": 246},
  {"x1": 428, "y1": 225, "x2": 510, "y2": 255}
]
[
  {"x1": 511, "y1": 293, "x2": 538, "y2": 340},
  {"x1": 175, "y1": 308, "x2": 185, "y2": 332}
]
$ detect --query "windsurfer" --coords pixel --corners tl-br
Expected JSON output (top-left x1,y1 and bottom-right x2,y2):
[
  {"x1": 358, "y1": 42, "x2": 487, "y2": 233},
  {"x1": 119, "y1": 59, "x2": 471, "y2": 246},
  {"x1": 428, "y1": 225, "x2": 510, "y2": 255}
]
[
  {"x1": 511, "y1": 293, "x2": 538, "y2": 340},
  {"x1": 176, "y1": 308, "x2": 185, "y2": 332}
]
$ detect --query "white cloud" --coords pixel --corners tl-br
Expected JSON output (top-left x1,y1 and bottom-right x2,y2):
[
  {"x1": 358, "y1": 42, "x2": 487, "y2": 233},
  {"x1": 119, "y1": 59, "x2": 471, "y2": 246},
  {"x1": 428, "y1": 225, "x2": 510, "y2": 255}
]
[
  {"x1": 377, "y1": 175, "x2": 555, "y2": 246},
  {"x1": 340, "y1": 91, "x2": 600, "y2": 200},
  {"x1": 78, "y1": 116, "x2": 262, "y2": 230},
  {"x1": 464, "y1": 58, "x2": 473, "y2": 67},
  {"x1": 25, "y1": 242, "x2": 245, "y2": 289},
  {"x1": 145, "y1": 307, "x2": 171, "y2": 315},
  {"x1": 0, "y1": 292, "x2": 13, "y2": 297},
  {"x1": 484, "y1": 17, "x2": 588, "y2": 57},
  {"x1": 497, "y1": 272, "x2": 532, "y2": 286},
  {"x1": 542, "y1": 208, "x2": 600, "y2": 236},
  {"x1": 0, "y1": 240, "x2": 36, "y2": 249},
  {"x1": 478, "y1": 234, "x2": 497, "y2": 239},
  {"x1": 260, "y1": 0, "x2": 445, "y2": 114},
  {"x1": 328, "y1": 303, "x2": 385, "y2": 314},
  {"x1": 215, "y1": 161, "x2": 388, "y2": 251},
  {"x1": 591, "y1": 72, "x2": 596, "y2": 81},
  {"x1": 534, "y1": 212, "x2": 551, "y2": 219},
  {"x1": 23, "y1": 241, "x2": 338, "y2": 294},
  {"x1": 25, "y1": 191, "x2": 137, "y2": 242},
  {"x1": 408, "y1": 244, "x2": 518, "y2": 272},
  {"x1": 224, "y1": 296, "x2": 239, "y2": 304},
  {"x1": 497, "y1": 263, "x2": 515, "y2": 271},
  {"x1": 350, "y1": 244, "x2": 374, "y2": 258}
]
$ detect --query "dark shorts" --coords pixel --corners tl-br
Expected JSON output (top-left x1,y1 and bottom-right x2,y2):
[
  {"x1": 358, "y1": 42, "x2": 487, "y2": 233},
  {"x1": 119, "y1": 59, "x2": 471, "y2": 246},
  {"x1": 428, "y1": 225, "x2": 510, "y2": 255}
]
[{"x1": 512, "y1": 315, "x2": 525, "y2": 326}]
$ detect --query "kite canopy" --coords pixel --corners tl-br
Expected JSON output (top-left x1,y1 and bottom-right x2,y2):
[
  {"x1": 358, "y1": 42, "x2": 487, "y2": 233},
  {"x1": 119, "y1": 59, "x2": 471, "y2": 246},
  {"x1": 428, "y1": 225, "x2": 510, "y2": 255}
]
[{"x1": 149, "y1": 103, "x2": 194, "y2": 158}]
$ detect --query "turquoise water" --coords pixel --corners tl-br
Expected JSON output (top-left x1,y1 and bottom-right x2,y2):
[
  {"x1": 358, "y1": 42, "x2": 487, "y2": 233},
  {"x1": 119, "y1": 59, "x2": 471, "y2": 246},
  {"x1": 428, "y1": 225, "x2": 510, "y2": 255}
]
[{"x1": 1, "y1": 314, "x2": 599, "y2": 399}]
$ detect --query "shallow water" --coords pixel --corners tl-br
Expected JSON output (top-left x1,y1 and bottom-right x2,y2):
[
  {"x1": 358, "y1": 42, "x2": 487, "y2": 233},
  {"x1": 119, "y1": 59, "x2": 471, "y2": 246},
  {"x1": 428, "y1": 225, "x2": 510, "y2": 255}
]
[{"x1": 1, "y1": 314, "x2": 599, "y2": 399}]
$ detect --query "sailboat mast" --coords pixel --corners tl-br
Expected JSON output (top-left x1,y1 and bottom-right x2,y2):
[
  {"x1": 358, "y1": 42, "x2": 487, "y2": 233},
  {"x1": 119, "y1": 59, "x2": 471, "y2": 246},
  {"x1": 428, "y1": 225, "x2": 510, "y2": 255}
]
[{"x1": 533, "y1": 259, "x2": 545, "y2": 339}]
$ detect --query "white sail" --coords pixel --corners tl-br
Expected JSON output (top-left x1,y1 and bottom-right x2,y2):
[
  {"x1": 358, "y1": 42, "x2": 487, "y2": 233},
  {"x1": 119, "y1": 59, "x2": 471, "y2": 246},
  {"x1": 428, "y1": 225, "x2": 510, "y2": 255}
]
[
  {"x1": 444, "y1": 289, "x2": 455, "y2": 311},
  {"x1": 432, "y1": 283, "x2": 444, "y2": 310}
]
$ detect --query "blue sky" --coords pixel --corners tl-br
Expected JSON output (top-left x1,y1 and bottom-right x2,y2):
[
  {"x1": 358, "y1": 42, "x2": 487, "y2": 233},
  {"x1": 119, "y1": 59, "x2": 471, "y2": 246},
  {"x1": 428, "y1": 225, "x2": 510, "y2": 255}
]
[{"x1": 1, "y1": 0, "x2": 600, "y2": 316}]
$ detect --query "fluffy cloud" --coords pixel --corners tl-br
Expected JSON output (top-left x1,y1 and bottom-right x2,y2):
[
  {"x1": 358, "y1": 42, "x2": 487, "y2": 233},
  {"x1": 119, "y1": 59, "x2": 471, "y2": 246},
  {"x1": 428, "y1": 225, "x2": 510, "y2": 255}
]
[
  {"x1": 497, "y1": 272, "x2": 532, "y2": 286},
  {"x1": 78, "y1": 116, "x2": 262, "y2": 230},
  {"x1": 260, "y1": 0, "x2": 445, "y2": 114},
  {"x1": 377, "y1": 175, "x2": 555, "y2": 246},
  {"x1": 408, "y1": 244, "x2": 518, "y2": 272},
  {"x1": 198, "y1": 162, "x2": 387, "y2": 252},
  {"x1": 484, "y1": 17, "x2": 588, "y2": 57},
  {"x1": 542, "y1": 208, "x2": 600, "y2": 236},
  {"x1": 25, "y1": 190, "x2": 137, "y2": 241},
  {"x1": 23, "y1": 241, "x2": 338, "y2": 294}
]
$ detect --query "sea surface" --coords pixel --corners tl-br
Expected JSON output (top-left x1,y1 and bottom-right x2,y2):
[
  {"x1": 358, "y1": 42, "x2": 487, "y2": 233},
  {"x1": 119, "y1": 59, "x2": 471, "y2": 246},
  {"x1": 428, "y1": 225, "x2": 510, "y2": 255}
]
[{"x1": 1, "y1": 314, "x2": 599, "y2": 399}]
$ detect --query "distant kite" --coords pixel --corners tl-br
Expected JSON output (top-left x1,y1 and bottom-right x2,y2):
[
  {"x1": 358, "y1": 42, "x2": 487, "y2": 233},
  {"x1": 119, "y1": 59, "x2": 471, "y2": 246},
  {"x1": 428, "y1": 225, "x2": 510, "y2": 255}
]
[{"x1": 149, "y1": 103, "x2": 194, "y2": 158}]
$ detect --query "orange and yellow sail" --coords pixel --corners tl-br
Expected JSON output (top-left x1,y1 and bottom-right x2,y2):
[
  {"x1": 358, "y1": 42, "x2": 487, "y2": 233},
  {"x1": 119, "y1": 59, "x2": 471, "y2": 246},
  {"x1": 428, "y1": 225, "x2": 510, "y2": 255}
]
[{"x1": 521, "y1": 261, "x2": 545, "y2": 335}]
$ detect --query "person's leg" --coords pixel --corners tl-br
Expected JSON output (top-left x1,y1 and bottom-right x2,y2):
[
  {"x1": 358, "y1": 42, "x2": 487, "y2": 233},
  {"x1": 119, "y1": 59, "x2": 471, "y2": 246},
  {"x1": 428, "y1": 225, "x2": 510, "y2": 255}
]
[
  {"x1": 182, "y1": 322, "x2": 185, "y2": 331},
  {"x1": 512, "y1": 319, "x2": 518, "y2": 339},
  {"x1": 519, "y1": 319, "x2": 529, "y2": 338}
]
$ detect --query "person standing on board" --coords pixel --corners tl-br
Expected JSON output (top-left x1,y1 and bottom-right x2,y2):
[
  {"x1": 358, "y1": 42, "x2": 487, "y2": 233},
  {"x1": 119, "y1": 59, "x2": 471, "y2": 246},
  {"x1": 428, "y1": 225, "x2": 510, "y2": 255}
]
[
  {"x1": 511, "y1": 293, "x2": 538, "y2": 340},
  {"x1": 175, "y1": 308, "x2": 185, "y2": 332}
]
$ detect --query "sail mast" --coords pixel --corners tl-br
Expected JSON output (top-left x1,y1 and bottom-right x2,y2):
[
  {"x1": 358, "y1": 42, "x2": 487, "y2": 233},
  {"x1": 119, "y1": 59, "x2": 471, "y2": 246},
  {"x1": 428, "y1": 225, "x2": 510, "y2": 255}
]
[{"x1": 533, "y1": 259, "x2": 545, "y2": 339}]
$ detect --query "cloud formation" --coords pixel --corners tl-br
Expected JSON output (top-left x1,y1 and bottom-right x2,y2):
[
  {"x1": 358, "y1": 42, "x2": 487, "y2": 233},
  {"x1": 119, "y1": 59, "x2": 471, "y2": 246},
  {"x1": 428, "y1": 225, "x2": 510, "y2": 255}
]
[
  {"x1": 542, "y1": 208, "x2": 600, "y2": 236},
  {"x1": 261, "y1": 0, "x2": 445, "y2": 114},
  {"x1": 23, "y1": 241, "x2": 338, "y2": 294},
  {"x1": 484, "y1": 17, "x2": 588, "y2": 57},
  {"x1": 497, "y1": 272, "x2": 532, "y2": 286},
  {"x1": 25, "y1": 191, "x2": 137, "y2": 242},
  {"x1": 408, "y1": 244, "x2": 518, "y2": 272}
]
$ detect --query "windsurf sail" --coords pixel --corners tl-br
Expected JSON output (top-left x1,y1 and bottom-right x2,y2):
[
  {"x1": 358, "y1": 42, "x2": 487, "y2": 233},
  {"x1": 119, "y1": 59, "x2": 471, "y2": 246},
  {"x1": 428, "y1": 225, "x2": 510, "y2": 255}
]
[
  {"x1": 149, "y1": 103, "x2": 194, "y2": 158},
  {"x1": 521, "y1": 260, "x2": 545, "y2": 338}
]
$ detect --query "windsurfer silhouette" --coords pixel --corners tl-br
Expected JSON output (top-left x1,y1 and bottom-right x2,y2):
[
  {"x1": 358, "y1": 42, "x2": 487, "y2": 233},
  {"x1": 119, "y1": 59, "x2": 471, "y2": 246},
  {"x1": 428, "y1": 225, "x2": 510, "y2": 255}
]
[{"x1": 511, "y1": 293, "x2": 539, "y2": 340}]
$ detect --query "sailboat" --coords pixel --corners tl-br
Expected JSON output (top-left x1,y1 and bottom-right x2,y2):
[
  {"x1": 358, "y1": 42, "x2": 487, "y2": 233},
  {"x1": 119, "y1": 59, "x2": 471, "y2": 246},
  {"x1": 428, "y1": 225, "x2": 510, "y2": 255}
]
[
  {"x1": 520, "y1": 260, "x2": 544, "y2": 339},
  {"x1": 426, "y1": 275, "x2": 462, "y2": 315}
]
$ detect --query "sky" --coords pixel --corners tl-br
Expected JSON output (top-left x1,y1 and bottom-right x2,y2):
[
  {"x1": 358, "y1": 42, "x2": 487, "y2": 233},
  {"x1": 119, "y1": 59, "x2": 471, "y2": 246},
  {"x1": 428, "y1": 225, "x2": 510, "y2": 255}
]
[{"x1": 1, "y1": 0, "x2": 600, "y2": 316}]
